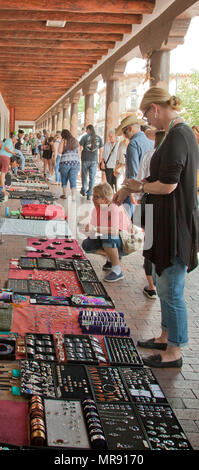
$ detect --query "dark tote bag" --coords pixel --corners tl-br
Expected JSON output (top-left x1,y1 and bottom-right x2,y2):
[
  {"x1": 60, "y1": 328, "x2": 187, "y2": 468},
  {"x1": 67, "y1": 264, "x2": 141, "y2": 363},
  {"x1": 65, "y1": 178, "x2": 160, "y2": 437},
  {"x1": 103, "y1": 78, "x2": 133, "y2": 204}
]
[
  {"x1": 132, "y1": 193, "x2": 149, "y2": 229},
  {"x1": 140, "y1": 193, "x2": 149, "y2": 228}
]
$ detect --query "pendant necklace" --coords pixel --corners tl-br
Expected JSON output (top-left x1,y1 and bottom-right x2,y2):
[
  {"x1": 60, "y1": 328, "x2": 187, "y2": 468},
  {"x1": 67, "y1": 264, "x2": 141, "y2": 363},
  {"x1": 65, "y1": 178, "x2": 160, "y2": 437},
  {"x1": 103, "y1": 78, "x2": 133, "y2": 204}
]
[{"x1": 156, "y1": 116, "x2": 182, "y2": 152}]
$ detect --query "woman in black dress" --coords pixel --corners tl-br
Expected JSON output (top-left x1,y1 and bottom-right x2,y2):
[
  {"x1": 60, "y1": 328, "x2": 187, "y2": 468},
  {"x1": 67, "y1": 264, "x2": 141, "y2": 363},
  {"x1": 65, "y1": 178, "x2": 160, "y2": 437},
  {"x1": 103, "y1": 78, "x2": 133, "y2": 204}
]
[{"x1": 113, "y1": 86, "x2": 199, "y2": 368}]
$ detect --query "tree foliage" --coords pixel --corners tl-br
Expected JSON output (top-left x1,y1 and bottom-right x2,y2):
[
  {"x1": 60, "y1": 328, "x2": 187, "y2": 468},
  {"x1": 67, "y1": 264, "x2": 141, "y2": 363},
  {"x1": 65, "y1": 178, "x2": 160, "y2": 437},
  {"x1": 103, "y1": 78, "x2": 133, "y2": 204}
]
[
  {"x1": 178, "y1": 71, "x2": 199, "y2": 125},
  {"x1": 78, "y1": 96, "x2": 85, "y2": 113}
]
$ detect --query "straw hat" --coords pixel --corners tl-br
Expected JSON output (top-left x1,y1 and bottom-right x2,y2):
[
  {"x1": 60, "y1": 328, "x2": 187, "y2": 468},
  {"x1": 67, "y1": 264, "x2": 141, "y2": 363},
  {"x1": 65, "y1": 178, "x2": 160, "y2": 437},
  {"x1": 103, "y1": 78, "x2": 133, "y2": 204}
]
[{"x1": 115, "y1": 114, "x2": 146, "y2": 136}]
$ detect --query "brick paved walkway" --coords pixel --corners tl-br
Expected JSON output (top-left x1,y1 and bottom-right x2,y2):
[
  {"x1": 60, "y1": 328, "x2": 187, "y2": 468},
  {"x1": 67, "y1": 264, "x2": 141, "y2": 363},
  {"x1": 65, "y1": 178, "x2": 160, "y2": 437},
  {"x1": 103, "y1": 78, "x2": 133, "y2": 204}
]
[{"x1": 0, "y1": 165, "x2": 198, "y2": 450}]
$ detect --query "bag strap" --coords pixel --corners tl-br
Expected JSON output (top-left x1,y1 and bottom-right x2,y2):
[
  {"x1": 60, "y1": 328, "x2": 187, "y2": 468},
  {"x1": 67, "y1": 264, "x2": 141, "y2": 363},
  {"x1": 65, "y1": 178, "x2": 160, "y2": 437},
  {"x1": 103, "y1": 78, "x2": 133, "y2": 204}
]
[{"x1": 105, "y1": 143, "x2": 116, "y2": 167}]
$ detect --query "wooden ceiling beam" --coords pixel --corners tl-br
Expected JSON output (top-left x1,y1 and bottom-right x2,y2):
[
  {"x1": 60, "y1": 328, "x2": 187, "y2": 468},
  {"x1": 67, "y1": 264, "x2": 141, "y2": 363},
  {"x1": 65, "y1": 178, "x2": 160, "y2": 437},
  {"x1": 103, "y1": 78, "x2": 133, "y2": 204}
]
[
  {"x1": 2, "y1": 97, "x2": 61, "y2": 100},
  {"x1": 0, "y1": 67, "x2": 90, "y2": 75},
  {"x1": 0, "y1": 82, "x2": 75, "y2": 86},
  {"x1": 0, "y1": 81, "x2": 76, "y2": 85},
  {"x1": 0, "y1": 56, "x2": 96, "y2": 65},
  {"x1": 0, "y1": 61, "x2": 89, "y2": 68},
  {"x1": 0, "y1": 47, "x2": 106, "y2": 57},
  {"x1": 3, "y1": 87, "x2": 67, "y2": 90},
  {"x1": 0, "y1": 11, "x2": 142, "y2": 24},
  {"x1": 0, "y1": 76, "x2": 85, "y2": 83},
  {"x1": 0, "y1": 65, "x2": 88, "y2": 73},
  {"x1": 0, "y1": 1, "x2": 155, "y2": 14},
  {"x1": 0, "y1": 69, "x2": 87, "y2": 77},
  {"x1": 0, "y1": 20, "x2": 132, "y2": 34},
  {"x1": 0, "y1": 30, "x2": 123, "y2": 42},
  {"x1": 5, "y1": 99, "x2": 67, "y2": 103},
  {"x1": 0, "y1": 39, "x2": 114, "y2": 50}
]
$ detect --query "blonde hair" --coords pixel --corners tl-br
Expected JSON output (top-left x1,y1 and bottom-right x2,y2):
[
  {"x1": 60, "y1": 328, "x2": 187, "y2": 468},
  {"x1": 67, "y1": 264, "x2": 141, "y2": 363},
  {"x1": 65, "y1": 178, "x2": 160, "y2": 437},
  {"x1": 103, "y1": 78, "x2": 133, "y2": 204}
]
[
  {"x1": 140, "y1": 86, "x2": 181, "y2": 113},
  {"x1": 93, "y1": 182, "x2": 113, "y2": 201}
]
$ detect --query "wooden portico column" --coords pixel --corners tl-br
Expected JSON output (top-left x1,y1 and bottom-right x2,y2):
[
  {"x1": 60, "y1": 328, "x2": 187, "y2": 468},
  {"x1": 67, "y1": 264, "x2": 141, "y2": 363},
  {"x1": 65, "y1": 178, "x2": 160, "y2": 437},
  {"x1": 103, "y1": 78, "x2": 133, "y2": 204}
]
[
  {"x1": 56, "y1": 106, "x2": 63, "y2": 131},
  {"x1": 63, "y1": 99, "x2": 70, "y2": 129},
  {"x1": 150, "y1": 50, "x2": 170, "y2": 89},
  {"x1": 102, "y1": 60, "x2": 126, "y2": 143},
  {"x1": 51, "y1": 113, "x2": 56, "y2": 133},
  {"x1": 70, "y1": 92, "x2": 81, "y2": 138},
  {"x1": 48, "y1": 113, "x2": 52, "y2": 133},
  {"x1": 82, "y1": 80, "x2": 98, "y2": 128}
]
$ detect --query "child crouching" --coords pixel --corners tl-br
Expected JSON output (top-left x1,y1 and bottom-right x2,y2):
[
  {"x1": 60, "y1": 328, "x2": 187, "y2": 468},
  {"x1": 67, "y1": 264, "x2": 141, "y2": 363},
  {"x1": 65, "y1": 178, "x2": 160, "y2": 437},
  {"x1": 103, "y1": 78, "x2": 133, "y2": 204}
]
[{"x1": 82, "y1": 182, "x2": 131, "y2": 282}]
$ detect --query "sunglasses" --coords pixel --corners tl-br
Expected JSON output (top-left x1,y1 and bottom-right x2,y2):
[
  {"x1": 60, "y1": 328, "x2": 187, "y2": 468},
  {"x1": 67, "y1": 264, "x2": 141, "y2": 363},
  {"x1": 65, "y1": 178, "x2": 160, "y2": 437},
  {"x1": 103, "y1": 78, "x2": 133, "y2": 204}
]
[{"x1": 123, "y1": 126, "x2": 131, "y2": 135}]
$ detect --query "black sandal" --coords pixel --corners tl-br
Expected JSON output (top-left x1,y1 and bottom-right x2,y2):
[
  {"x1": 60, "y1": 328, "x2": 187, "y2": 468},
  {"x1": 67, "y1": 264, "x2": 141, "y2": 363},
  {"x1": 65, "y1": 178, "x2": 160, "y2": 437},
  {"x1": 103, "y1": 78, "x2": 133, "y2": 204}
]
[
  {"x1": 137, "y1": 337, "x2": 167, "y2": 351},
  {"x1": 142, "y1": 354, "x2": 182, "y2": 368}
]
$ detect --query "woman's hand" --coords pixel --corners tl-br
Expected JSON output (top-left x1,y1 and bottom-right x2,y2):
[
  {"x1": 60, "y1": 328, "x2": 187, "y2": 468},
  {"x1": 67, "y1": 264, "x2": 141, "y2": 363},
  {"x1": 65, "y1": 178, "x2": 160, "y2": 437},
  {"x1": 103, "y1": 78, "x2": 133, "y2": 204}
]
[
  {"x1": 122, "y1": 178, "x2": 144, "y2": 193},
  {"x1": 112, "y1": 187, "x2": 130, "y2": 206}
]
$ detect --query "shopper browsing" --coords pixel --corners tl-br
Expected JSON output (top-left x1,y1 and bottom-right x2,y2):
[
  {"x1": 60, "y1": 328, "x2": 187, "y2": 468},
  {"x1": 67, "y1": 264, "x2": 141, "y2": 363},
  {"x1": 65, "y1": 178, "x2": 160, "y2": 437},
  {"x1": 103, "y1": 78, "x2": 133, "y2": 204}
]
[{"x1": 82, "y1": 182, "x2": 131, "y2": 282}]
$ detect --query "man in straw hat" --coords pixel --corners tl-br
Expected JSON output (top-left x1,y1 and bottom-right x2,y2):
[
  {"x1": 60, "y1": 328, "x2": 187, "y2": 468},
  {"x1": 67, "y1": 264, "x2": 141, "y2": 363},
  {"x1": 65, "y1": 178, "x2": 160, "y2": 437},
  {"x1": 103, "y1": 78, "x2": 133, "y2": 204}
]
[
  {"x1": 115, "y1": 113, "x2": 154, "y2": 216},
  {"x1": 116, "y1": 113, "x2": 154, "y2": 180}
]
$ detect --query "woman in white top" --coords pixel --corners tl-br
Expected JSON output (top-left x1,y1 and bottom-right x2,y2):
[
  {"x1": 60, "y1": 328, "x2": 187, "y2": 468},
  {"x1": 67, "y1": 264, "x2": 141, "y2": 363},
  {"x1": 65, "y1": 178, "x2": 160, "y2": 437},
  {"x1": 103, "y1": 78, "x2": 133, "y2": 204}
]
[
  {"x1": 101, "y1": 129, "x2": 119, "y2": 190},
  {"x1": 114, "y1": 136, "x2": 129, "y2": 189}
]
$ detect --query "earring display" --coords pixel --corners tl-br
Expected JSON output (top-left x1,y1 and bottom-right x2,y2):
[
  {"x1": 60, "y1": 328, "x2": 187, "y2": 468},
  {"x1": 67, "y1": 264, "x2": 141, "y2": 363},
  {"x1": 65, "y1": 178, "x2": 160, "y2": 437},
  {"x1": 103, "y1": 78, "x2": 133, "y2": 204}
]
[
  {"x1": 44, "y1": 399, "x2": 91, "y2": 449},
  {"x1": 9, "y1": 190, "x2": 55, "y2": 201},
  {"x1": 76, "y1": 270, "x2": 99, "y2": 283},
  {"x1": 56, "y1": 364, "x2": 93, "y2": 400},
  {"x1": 78, "y1": 310, "x2": 130, "y2": 336},
  {"x1": 79, "y1": 281, "x2": 110, "y2": 299},
  {"x1": 73, "y1": 260, "x2": 99, "y2": 282},
  {"x1": 73, "y1": 259, "x2": 94, "y2": 271},
  {"x1": 97, "y1": 403, "x2": 149, "y2": 450},
  {"x1": 7, "y1": 279, "x2": 29, "y2": 294},
  {"x1": 7, "y1": 279, "x2": 51, "y2": 295},
  {"x1": 63, "y1": 334, "x2": 107, "y2": 365},
  {"x1": 20, "y1": 360, "x2": 57, "y2": 398},
  {"x1": 73, "y1": 259, "x2": 111, "y2": 298},
  {"x1": 104, "y1": 337, "x2": 143, "y2": 366},
  {"x1": 88, "y1": 366, "x2": 129, "y2": 403},
  {"x1": 120, "y1": 367, "x2": 168, "y2": 405},
  {"x1": 55, "y1": 259, "x2": 74, "y2": 271},
  {"x1": 28, "y1": 279, "x2": 51, "y2": 295},
  {"x1": 20, "y1": 257, "x2": 75, "y2": 271},
  {"x1": 36, "y1": 258, "x2": 57, "y2": 270},
  {"x1": 25, "y1": 334, "x2": 56, "y2": 362},
  {"x1": 135, "y1": 404, "x2": 193, "y2": 450}
]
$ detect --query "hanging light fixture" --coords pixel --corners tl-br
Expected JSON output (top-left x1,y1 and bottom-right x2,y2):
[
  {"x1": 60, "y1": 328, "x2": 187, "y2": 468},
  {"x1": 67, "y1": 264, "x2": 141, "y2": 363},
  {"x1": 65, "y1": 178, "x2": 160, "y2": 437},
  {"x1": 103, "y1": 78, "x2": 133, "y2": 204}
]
[{"x1": 46, "y1": 20, "x2": 66, "y2": 27}]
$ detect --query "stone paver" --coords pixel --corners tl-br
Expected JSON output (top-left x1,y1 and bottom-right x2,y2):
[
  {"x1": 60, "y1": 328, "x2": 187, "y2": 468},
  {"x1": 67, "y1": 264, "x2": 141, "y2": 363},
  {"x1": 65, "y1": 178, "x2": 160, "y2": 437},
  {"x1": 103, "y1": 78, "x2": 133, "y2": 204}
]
[{"x1": 0, "y1": 165, "x2": 198, "y2": 450}]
